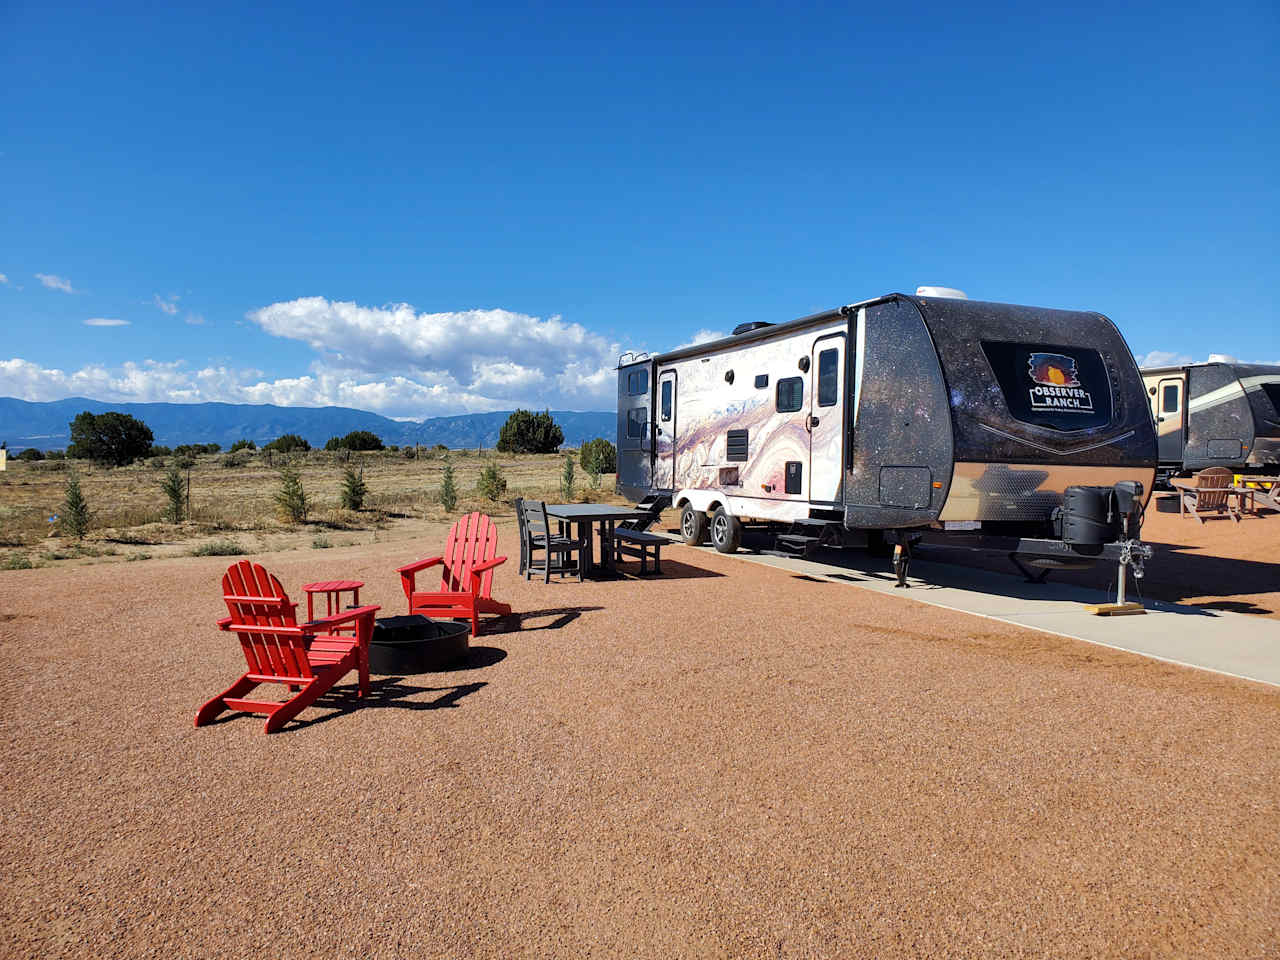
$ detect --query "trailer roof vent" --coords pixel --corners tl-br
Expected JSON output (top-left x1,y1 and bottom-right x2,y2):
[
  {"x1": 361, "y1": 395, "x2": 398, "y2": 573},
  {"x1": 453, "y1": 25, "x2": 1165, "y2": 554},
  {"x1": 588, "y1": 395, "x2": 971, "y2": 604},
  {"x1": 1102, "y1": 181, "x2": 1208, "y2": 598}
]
[
  {"x1": 732, "y1": 321, "x2": 774, "y2": 336},
  {"x1": 915, "y1": 286, "x2": 968, "y2": 299}
]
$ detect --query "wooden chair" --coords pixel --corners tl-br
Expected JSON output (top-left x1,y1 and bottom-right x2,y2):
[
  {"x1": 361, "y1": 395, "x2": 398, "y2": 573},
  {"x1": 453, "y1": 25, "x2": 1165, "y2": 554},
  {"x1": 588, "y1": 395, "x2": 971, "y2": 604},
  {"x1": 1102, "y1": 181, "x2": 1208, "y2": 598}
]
[
  {"x1": 1174, "y1": 467, "x2": 1241, "y2": 523},
  {"x1": 520, "y1": 499, "x2": 583, "y2": 583},
  {"x1": 195, "y1": 560, "x2": 380, "y2": 734},
  {"x1": 397, "y1": 512, "x2": 511, "y2": 634}
]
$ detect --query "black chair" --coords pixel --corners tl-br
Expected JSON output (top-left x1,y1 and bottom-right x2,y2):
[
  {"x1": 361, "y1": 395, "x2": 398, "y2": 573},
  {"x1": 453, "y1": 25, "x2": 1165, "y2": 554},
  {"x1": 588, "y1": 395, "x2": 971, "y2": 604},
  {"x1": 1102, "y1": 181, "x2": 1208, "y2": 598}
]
[{"x1": 521, "y1": 499, "x2": 583, "y2": 583}]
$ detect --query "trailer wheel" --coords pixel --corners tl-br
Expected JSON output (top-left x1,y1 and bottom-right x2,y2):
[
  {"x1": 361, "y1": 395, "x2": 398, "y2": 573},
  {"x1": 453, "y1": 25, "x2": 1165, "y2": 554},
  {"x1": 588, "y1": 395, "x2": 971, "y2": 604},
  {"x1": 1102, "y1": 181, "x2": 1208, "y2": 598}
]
[
  {"x1": 680, "y1": 505, "x2": 708, "y2": 545},
  {"x1": 711, "y1": 506, "x2": 742, "y2": 554}
]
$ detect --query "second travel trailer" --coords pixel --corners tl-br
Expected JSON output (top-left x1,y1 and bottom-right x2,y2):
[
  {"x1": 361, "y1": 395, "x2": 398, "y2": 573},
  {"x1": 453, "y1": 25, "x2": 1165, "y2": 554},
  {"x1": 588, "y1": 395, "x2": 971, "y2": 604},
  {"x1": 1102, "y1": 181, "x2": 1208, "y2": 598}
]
[
  {"x1": 1140, "y1": 361, "x2": 1280, "y2": 479},
  {"x1": 617, "y1": 291, "x2": 1158, "y2": 588}
]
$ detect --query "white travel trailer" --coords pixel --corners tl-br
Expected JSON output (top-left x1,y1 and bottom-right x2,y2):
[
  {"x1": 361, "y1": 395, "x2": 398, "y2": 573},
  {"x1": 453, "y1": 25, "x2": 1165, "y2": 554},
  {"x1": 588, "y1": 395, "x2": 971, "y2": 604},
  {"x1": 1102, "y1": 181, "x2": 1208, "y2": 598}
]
[{"x1": 617, "y1": 292, "x2": 1158, "y2": 586}]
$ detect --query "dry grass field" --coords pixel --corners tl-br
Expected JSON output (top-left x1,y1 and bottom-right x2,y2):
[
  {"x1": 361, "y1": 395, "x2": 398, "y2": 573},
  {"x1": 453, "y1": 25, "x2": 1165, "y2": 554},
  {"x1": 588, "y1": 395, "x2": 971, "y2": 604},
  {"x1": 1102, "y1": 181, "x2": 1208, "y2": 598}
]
[{"x1": 0, "y1": 449, "x2": 621, "y2": 568}]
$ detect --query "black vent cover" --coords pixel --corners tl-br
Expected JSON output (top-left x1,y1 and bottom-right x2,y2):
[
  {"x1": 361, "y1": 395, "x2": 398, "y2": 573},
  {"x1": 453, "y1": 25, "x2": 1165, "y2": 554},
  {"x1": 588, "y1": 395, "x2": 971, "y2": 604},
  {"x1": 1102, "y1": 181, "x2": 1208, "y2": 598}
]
[
  {"x1": 726, "y1": 429, "x2": 749, "y2": 462},
  {"x1": 733, "y1": 321, "x2": 774, "y2": 336}
]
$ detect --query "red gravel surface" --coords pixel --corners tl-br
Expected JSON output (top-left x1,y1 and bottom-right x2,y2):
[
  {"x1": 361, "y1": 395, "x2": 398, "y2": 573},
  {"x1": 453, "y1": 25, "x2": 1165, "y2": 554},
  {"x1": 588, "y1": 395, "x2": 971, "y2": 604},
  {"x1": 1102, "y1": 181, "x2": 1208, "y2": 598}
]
[{"x1": 2, "y1": 523, "x2": 1278, "y2": 958}]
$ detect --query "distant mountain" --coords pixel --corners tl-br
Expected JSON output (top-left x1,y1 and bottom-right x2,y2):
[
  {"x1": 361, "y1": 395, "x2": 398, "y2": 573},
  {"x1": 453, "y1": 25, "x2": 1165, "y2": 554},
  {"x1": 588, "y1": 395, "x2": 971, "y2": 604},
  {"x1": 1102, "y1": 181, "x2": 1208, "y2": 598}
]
[{"x1": 0, "y1": 397, "x2": 616, "y2": 452}]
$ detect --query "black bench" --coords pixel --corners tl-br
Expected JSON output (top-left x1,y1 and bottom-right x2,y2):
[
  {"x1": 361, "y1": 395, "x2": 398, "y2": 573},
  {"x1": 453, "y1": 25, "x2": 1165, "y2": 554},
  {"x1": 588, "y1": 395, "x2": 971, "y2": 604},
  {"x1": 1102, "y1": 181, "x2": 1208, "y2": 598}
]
[{"x1": 612, "y1": 529, "x2": 665, "y2": 574}]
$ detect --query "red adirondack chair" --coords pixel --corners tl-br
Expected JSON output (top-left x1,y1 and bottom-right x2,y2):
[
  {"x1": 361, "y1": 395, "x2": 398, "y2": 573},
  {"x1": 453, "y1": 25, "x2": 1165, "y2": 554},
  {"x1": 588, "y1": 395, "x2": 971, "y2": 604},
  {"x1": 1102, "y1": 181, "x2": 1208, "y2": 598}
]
[
  {"x1": 195, "y1": 560, "x2": 380, "y2": 734},
  {"x1": 397, "y1": 512, "x2": 510, "y2": 635}
]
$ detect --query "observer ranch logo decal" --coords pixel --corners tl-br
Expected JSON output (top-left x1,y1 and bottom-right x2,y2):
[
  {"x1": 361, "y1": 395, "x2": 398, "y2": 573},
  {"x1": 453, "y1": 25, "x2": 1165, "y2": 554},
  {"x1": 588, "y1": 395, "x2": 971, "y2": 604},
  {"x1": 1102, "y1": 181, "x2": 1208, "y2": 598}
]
[{"x1": 1026, "y1": 352, "x2": 1094, "y2": 413}]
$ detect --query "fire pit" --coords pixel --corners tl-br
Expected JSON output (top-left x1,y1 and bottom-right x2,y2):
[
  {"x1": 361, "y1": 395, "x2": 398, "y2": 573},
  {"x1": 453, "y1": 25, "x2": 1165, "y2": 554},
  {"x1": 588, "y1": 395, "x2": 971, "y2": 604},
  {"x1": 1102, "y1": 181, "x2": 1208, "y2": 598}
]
[{"x1": 367, "y1": 615, "x2": 470, "y2": 674}]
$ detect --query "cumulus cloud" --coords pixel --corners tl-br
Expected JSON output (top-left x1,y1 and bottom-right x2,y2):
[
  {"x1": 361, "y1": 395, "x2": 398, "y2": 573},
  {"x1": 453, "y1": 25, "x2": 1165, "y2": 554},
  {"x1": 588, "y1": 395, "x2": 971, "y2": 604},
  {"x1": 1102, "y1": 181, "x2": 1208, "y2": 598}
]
[
  {"x1": 0, "y1": 273, "x2": 9, "y2": 284},
  {"x1": 153, "y1": 294, "x2": 179, "y2": 315},
  {"x1": 35, "y1": 273, "x2": 74, "y2": 293},
  {"x1": 673, "y1": 329, "x2": 728, "y2": 350},
  {"x1": 84, "y1": 317, "x2": 129, "y2": 327},
  {"x1": 6, "y1": 297, "x2": 636, "y2": 417},
  {"x1": 184, "y1": 312, "x2": 205, "y2": 326},
  {"x1": 1136, "y1": 350, "x2": 1192, "y2": 368},
  {"x1": 244, "y1": 298, "x2": 622, "y2": 412}
]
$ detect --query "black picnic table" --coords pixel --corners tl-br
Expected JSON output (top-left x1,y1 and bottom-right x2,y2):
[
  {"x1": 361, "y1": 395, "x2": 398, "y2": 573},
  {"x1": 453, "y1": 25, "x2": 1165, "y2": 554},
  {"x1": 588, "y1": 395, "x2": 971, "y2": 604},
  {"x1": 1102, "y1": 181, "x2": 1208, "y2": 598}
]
[{"x1": 543, "y1": 503, "x2": 652, "y2": 578}]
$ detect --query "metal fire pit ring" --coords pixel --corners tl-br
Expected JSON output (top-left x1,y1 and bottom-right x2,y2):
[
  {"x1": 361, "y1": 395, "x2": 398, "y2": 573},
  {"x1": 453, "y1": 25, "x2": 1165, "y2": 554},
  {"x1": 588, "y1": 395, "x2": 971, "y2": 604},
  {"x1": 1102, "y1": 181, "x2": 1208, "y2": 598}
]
[{"x1": 368, "y1": 615, "x2": 470, "y2": 674}]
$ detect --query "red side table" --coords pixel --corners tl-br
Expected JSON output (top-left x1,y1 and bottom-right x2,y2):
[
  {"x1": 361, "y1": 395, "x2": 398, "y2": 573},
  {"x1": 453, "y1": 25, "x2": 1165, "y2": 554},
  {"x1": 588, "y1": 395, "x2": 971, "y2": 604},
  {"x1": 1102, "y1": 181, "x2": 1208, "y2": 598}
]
[{"x1": 302, "y1": 580, "x2": 365, "y2": 634}]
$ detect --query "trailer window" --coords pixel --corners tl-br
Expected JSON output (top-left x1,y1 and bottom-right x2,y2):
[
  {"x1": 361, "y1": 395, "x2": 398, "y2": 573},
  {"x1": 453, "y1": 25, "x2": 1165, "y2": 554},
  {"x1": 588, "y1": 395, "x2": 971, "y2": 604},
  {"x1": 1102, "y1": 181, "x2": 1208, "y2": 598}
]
[
  {"x1": 627, "y1": 369, "x2": 649, "y2": 396},
  {"x1": 776, "y1": 377, "x2": 803, "y2": 413},
  {"x1": 626, "y1": 406, "x2": 648, "y2": 438},
  {"x1": 980, "y1": 341, "x2": 1113, "y2": 431},
  {"x1": 660, "y1": 380, "x2": 672, "y2": 421},
  {"x1": 817, "y1": 349, "x2": 838, "y2": 407},
  {"x1": 1161, "y1": 384, "x2": 1179, "y2": 414}
]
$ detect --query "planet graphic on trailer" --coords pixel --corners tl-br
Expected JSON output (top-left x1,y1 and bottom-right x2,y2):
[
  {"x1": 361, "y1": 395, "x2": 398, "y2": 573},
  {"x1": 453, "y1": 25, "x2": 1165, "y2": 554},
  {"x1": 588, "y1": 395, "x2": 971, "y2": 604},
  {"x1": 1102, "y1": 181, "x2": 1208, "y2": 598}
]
[{"x1": 1027, "y1": 353, "x2": 1081, "y2": 388}]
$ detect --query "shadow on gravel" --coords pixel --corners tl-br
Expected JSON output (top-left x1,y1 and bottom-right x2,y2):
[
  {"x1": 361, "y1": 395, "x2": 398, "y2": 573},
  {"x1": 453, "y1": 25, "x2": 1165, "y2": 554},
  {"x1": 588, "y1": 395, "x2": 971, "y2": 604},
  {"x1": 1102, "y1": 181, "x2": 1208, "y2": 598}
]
[
  {"x1": 204, "y1": 678, "x2": 491, "y2": 733},
  {"x1": 644, "y1": 559, "x2": 724, "y2": 580},
  {"x1": 503, "y1": 606, "x2": 605, "y2": 632}
]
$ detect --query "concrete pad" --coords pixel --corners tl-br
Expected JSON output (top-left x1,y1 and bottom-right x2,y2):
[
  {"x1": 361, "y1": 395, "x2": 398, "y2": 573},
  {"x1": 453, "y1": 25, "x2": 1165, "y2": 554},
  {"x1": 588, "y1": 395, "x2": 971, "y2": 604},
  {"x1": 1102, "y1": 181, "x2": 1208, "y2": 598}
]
[{"x1": 676, "y1": 539, "x2": 1280, "y2": 689}]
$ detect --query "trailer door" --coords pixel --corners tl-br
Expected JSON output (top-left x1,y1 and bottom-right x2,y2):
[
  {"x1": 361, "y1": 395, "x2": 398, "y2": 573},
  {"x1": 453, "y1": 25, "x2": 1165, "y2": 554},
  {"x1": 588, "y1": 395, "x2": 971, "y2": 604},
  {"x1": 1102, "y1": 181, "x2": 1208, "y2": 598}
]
[
  {"x1": 809, "y1": 335, "x2": 846, "y2": 502},
  {"x1": 1156, "y1": 376, "x2": 1185, "y2": 463},
  {"x1": 653, "y1": 370, "x2": 677, "y2": 490}
]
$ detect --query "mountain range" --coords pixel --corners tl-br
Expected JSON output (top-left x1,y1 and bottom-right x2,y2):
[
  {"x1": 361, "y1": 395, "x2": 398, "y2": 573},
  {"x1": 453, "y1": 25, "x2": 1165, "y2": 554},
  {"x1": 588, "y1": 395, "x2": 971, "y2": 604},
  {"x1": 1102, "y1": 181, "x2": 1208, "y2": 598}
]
[{"x1": 0, "y1": 397, "x2": 616, "y2": 452}]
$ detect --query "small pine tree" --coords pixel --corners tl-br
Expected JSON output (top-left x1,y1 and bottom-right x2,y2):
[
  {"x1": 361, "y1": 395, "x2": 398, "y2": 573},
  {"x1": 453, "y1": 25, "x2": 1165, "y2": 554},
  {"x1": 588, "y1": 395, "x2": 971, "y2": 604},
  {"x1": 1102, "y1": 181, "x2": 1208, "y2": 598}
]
[
  {"x1": 340, "y1": 465, "x2": 367, "y2": 510},
  {"x1": 560, "y1": 453, "x2": 576, "y2": 501},
  {"x1": 476, "y1": 460, "x2": 507, "y2": 501},
  {"x1": 160, "y1": 462, "x2": 185, "y2": 523},
  {"x1": 439, "y1": 459, "x2": 458, "y2": 512},
  {"x1": 586, "y1": 457, "x2": 601, "y2": 490},
  {"x1": 62, "y1": 472, "x2": 91, "y2": 540},
  {"x1": 274, "y1": 465, "x2": 309, "y2": 523}
]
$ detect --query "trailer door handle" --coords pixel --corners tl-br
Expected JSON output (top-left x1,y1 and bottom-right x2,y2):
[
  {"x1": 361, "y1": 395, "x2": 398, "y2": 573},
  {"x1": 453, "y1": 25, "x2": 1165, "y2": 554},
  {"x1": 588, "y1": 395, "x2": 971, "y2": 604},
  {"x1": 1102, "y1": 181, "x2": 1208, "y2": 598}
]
[{"x1": 805, "y1": 415, "x2": 819, "y2": 431}]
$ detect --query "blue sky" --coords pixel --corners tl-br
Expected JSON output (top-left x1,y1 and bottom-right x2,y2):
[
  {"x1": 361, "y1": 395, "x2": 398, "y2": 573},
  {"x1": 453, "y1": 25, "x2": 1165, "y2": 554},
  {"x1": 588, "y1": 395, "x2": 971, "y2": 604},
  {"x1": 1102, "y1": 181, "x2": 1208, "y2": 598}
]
[{"x1": 2, "y1": 0, "x2": 1276, "y2": 417}]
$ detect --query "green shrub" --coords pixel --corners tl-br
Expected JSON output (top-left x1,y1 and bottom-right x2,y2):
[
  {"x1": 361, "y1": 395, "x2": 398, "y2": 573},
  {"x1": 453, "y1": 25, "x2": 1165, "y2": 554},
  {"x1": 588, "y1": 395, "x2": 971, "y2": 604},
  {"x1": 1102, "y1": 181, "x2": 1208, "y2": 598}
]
[
  {"x1": 263, "y1": 433, "x2": 310, "y2": 454},
  {"x1": 439, "y1": 459, "x2": 458, "y2": 512},
  {"x1": 476, "y1": 460, "x2": 506, "y2": 501},
  {"x1": 149, "y1": 445, "x2": 173, "y2": 457},
  {"x1": 229, "y1": 439, "x2": 256, "y2": 453},
  {"x1": 580, "y1": 437, "x2": 617, "y2": 474},
  {"x1": 497, "y1": 409, "x2": 563, "y2": 454},
  {"x1": 325, "y1": 430, "x2": 383, "y2": 452},
  {"x1": 274, "y1": 465, "x2": 309, "y2": 523},
  {"x1": 174, "y1": 443, "x2": 220, "y2": 457},
  {"x1": 312, "y1": 535, "x2": 332, "y2": 549},
  {"x1": 45, "y1": 449, "x2": 66, "y2": 461},
  {"x1": 340, "y1": 465, "x2": 367, "y2": 510},
  {"x1": 160, "y1": 462, "x2": 186, "y2": 523},
  {"x1": 4, "y1": 552, "x2": 35, "y2": 570},
  {"x1": 190, "y1": 539, "x2": 246, "y2": 557},
  {"x1": 61, "y1": 472, "x2": 91, "y2": 540},
  {"x1": 432, "y1": 444, "x2": 448, "y2": 453},
  {"x1": 17, "y1": 448, "x2": 44, "y2": 461},
  {"x1": 560, "y1": 453, "x2": 575, "y2": 501},
  {"x1": 221, "y1": 451, "x2": 251, "y2": 468},
  {"x1": 67, "y1": 410, "x2": 154, "y2": 466}
]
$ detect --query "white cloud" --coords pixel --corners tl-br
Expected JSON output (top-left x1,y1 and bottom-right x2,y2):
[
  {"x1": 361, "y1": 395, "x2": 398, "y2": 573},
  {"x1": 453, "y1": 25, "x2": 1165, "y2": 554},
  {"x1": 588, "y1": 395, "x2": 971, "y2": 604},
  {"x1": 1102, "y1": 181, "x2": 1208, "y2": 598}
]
[
  {"x1": 673, "y1": 329, "x2": 728, "y2": 350},
  {"x1": 184, "y1": 312, "x2": 205, "y2": 326},
  {"x1": 84, "y1": 317, "x2": 129, "y2": 327},
  {"x1": 0, "y1": 273, "x2": 9, "y2": 284},
  {"x1": 244, "y1": 297, "x2": 621, "y2": 412},
  {"x1": 1136, "y1": 350, "x2": 1192, "y2": 368},
  {"x1": 35, "y1": 273, "x2": 74, "y2": 293},
  {"x1": 4, "y1": 297, "x2": 634, "y2": 417},
  {"x1": 154, "y1": 294, "x2": 179, "y2": 315}
]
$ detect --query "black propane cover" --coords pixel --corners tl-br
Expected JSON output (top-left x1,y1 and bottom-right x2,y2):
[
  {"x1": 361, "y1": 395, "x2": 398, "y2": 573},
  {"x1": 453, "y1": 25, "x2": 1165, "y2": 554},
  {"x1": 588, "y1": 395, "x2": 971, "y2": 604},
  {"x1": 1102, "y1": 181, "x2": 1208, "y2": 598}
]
[{"x1": 1061, "y1": 485, "x2": 1114, "y2": 546}]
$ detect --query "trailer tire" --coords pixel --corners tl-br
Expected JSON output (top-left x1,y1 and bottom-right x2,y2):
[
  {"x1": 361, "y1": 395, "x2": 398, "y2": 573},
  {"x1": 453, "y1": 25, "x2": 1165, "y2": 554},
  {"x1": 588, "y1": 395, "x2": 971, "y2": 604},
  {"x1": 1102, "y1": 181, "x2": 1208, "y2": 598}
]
[
  {"x1": 680, "y1": 505, "x2": 708, "y2": 545},
  {"x1": 710, "y1": 506, "x2": 742, "y2": 554}
]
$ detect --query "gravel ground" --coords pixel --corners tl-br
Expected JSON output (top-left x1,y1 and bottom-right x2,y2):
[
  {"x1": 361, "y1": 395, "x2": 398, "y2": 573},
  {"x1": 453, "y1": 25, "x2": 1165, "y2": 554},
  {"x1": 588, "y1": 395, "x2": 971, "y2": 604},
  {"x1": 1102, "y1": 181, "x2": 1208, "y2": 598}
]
[{"x1": 2, "y1": 522, "x2": 1278, "y2": 959}]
